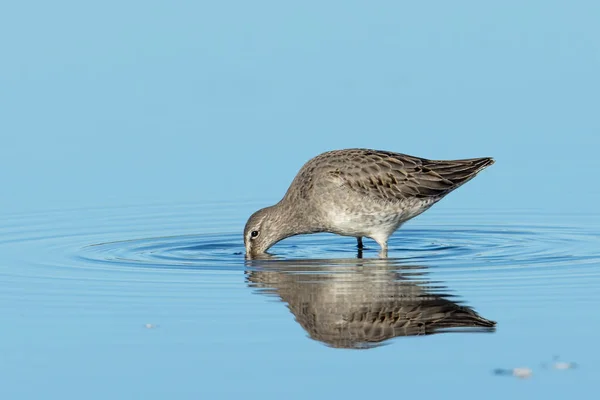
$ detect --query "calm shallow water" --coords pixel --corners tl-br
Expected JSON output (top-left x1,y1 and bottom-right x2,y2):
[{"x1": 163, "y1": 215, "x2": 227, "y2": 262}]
[{"x1": 1, "y1": 203, "x2": 599, "y2": 399}]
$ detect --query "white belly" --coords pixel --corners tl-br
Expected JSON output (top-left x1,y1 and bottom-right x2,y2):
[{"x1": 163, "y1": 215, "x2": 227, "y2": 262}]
[
  {"x1": 326, "y1": 210, "x2": 400, "y2": 237},
  {"x1": 323, "y1": 197, "x2": 436, "y2": 241}
]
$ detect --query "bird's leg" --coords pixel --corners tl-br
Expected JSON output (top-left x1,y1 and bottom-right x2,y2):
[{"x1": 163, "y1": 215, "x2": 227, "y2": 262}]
[
  {"x1": 374, "y1": 238, "x2": 388, "y2": 258},
  {"x1": 379, "y1": 247, "x2": 387, "y2": 258},
  {"x1": 356, "y1": 237, "x2": 363, "y2": 249},
  {"x1": 356, "y1": 247, "x2": 363, "y2": 259}
]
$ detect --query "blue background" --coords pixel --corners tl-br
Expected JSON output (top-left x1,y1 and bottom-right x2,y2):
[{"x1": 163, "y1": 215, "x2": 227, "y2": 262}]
[
  {"x1": 1, "y1": 2, "x2": 598, "y2": 399},
  {"x1": 2, "y1": 0, "x2": 598, "y2": 213}
]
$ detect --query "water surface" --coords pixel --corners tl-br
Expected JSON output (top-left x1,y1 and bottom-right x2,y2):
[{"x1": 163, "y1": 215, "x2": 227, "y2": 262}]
[{"x1": 1, "y1": 203, "x2": 598, "y2": 399}]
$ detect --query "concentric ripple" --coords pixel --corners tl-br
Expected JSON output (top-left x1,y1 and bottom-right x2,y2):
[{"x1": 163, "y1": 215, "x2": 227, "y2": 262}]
[
  {"x1": 73, "y1": 209, "x2": 600, "y2": 274},
  {"x1": 1, "y1": 203, "x2": 600, "y2": 316},
  {"x1": 1, "y1": 205, "x2": 598, "y2": 272},
  {"x1": 75, "y1": 222, "x2": 600, "y2": 271}
]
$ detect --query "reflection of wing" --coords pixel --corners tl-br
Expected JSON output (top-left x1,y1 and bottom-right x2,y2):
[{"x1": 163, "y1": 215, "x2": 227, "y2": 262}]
[{"x1": 247, "y1": 258, "x2": 495, "y2": 349}]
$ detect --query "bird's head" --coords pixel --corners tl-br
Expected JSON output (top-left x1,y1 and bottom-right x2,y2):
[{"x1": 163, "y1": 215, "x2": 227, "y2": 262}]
[{"x1": 244, "y1": 206, "x2": 288, "y2": 258}]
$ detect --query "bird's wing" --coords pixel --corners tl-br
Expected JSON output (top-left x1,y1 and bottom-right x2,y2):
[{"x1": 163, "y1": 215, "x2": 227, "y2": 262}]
[{"x1": 326, "y1": 150, "x2": 494, "y2": 202}]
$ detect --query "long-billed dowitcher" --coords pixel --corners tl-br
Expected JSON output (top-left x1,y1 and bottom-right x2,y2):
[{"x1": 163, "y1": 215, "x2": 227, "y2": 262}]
[{"x1": 244, "y1": 148, "x2": 494, "y2": 257}]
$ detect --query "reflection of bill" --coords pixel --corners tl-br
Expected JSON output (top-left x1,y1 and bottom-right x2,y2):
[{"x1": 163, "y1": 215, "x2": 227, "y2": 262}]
[{"x1": 246, "y1": 258, "x2": 496, "y2": 349}]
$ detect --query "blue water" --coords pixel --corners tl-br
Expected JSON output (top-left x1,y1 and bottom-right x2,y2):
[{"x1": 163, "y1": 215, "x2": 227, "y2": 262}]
[{"x1": 1, "y1": 203, "x2": 598, "y2": 399}]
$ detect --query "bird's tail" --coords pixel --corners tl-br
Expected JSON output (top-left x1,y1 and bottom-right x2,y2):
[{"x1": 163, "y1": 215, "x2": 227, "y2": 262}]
[{"x1": 426, "y1": 157, "x2": 495, "y2": 190}]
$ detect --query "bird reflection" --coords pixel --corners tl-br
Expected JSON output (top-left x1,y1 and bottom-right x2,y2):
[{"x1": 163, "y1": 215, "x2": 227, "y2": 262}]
[{"x1": 246, "y1": 258, "x2": 495, "y2": 349}]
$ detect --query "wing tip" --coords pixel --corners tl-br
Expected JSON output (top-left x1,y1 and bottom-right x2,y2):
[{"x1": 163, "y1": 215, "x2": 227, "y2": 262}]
[{"x1": 479, "y1": 157, "x2": 495, "y2": 169}]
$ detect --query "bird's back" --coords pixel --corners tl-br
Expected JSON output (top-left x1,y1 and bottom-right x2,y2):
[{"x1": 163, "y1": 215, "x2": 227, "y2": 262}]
[{"x1": 286, "y1": 148, "x2": 494, "y2": 202}]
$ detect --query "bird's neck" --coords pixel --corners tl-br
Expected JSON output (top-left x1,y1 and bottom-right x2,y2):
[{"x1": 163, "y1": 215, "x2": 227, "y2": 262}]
[{"x1": 272, "y1": 199, "x2": 321, "y2": 237}]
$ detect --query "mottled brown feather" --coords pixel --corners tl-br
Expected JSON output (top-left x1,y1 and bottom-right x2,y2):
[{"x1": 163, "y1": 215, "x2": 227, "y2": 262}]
[{"x1": 314, "y1": 149, "x2": 494, "y2": 201}]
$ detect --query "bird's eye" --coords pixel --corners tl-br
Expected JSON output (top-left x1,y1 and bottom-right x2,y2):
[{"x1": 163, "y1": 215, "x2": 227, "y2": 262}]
[{"x1": 250, "y1": 230, "x2": 259, "y2": 239}]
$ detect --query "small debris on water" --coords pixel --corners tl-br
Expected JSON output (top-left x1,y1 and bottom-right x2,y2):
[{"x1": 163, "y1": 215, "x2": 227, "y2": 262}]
[
  {"x1": 554, "y1": 361, "x2": 576, "y2": 370},
  {"x1": 494, "y1": 367, "x2": 533, "y2": 379},
  {"x1": 145, "y1": 323, "x2": 157, "y2": 329},
  {"x1": 542, "y1": 356, "x2": 577, "y2": 370}
]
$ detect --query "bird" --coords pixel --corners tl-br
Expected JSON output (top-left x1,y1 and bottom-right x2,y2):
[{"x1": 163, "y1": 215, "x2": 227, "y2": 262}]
[
  {"x1": 244, "y1": 148, "x2": 494, "y2": 257},
  {"x1": 247, "y1": 258, "x2": 496, "y2": 349}
]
